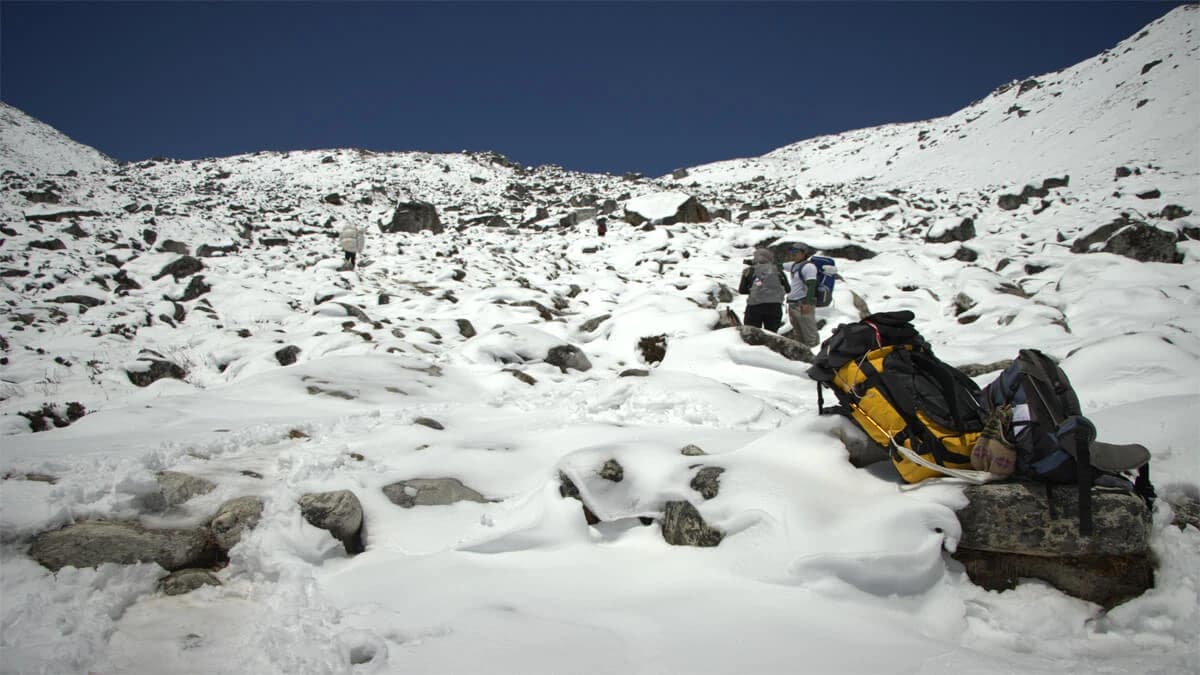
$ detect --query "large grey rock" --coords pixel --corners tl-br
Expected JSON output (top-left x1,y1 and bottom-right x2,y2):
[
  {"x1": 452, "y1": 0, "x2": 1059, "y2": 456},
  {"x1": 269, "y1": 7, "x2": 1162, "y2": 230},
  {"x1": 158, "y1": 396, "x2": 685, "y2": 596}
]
[
  {"x1": 953, "y1": 482, "x2": 1154, "y2": 608},
  {"x1": 545, "y1": 344, "x2": 592, "y2": 373},
  {"x1": 925, "y1": 217, "x2": 976, "y2": 244},
  {"x1": 735, "y1": 326, "x2": 813, "y2": 362},
  {"x1": 159, "y1": 568, "x2": 221, "y2": 596},
  {"x1": 661, "y1": 501, "x2": 723, "y2": 547},
  {"x1": 209, "y1": 496, "x2": 264, "y2": 553},
  {"x1": 383, "y1": 478, "x2": 489, "y2": 508},
  {"x1": 957, "y1": 483, "x2": 1150, "y2": 556},
  {"x1": 29, "y1": 520, "x2": 219, "y2": 572},
  {"x1": 299, "y1": 490, "x2": 364, "y2": 554},
  {"x1": 383, "y1": 201, "x2": 443, "y2": 234},
  {"x1": 624, "y1": 196, "x2": 710, "y2": 226}
]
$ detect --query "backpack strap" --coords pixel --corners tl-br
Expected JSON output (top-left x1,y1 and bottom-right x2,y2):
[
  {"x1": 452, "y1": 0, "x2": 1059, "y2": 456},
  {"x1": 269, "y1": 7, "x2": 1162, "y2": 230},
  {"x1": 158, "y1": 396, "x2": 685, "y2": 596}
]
[{"x1": 1076, "y1": 429, "x2": 1093, "y2": 536}]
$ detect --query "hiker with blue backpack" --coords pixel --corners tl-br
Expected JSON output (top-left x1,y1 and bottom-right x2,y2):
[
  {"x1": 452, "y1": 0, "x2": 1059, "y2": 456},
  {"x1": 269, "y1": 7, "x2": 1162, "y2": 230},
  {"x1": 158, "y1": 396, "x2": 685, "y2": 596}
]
[{"x1": 784, "y1": 244, "x2": 836, "y2": 347}]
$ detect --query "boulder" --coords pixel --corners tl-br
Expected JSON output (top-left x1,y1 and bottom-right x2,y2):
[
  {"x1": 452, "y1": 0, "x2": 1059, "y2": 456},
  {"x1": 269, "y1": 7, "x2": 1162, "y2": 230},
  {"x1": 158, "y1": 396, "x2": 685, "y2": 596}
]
[
  {"x1": 953, "y1": 482, "x2": 1153, "y2": 608},
  {"x1": 456, "y1": 319, "x2": 477, "y2": 338},
  {"x1": 545, "y1": 344, "x2": 592, "y2": 373},
  {"x1": 1072, "y1": 217, "x2": 1180, "y2": 263},
  {"x1": 197, "y1": 242, "x2": 240, "y2": 257},
  {"x1": 637, "y1": 335, "x2": 667, "y2": 364},
  {"x1": 383, "y1": 201, "x2": 443, "y2": 234},
  {"x1": 299, "y1": 490, "x2": 365, "y2": 554},
  {"x1": 383, "y1": 478, "x2": 489, "y2": 508},
  {"x1": 661, "y1": 501, "x2": 723, "y2": 547},
  {"x1": 126, "y1": 358, "x2": 187, "y2": 387},
  {"x1": 29, "y1": 520, "x2": 220, "y2": 572},
  {"x1": 735, "y1": 326, "x2": 813, "y2": 362},
  {"x1": 174, "y1": 275, "x2": 211, "y2": 302},
  {"x1": 690, "y1": 467, "x2": 725, "y2": 500},
  {"x1": 926, "y1": 217, "x2": 976, "y2": 244},
  {"x1": 275, "y1": 345, "x2": 301, "y2": 366},
  {"x1": 153, "y1": 255, "x2": 204, "y2": 281},
  {"x1": 209, "y1": 496, "x2": 264, "y2": 553}
]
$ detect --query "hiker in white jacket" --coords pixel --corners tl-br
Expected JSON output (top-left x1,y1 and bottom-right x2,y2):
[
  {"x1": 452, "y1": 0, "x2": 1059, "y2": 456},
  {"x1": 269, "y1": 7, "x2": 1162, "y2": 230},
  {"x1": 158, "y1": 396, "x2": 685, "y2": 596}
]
[{"x1": 339, "y1": 224, "x2": 366, "y2": 270}]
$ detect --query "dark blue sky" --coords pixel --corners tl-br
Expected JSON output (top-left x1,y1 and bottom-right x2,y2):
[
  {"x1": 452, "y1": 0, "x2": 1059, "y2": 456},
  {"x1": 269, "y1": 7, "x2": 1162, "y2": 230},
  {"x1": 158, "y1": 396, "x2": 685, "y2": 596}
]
[{"x1": 0, "y1": 1, "x2": 1185, "y2": 176}]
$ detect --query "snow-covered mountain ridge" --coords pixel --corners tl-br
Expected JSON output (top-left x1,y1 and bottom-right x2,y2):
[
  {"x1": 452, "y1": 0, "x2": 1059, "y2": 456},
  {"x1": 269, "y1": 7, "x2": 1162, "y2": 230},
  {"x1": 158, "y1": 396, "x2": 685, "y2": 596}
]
[{"x1": 0, "y1": 6, "x2": 1197, "y2": 675}]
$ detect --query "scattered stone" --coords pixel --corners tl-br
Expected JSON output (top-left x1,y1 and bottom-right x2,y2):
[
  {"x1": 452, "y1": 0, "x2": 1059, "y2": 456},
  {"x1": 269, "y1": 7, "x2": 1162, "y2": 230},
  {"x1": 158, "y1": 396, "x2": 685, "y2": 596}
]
[
  {"x1": 158, "y1": 240, "x2": 190, "y2": 255},
  {"x1": 1159, "y1": 204, "x2": 1191, "y2": 221},
  {"x1": 126, "y1": 358, "x2": 187, "y2": 387},
  {"x1": 504, "y1": 368, "x2": 537, "y2": 385},
  {"x1": 333, "y1": 302, "x2": 372, "y2": 323},
  {"x1": 413, "y1": 417, "x2": 444, "y2": 430},
  {"x1": 619, "y1": 369, "x2": 650, "y2": 377},
  {"x1": 735, "y1": 326, "x2": 813, "y2": 362},
  {"x1": 580, "y1": 314, "x2": 611, "y2": 333},
  {"x1": 821, "y1": 244, "x2": 877, "y2": 261},
  {"x1": 545, "y1": 344, "x2": 592, "y2": 373},
  {"x1": 382, "y1": 478, "x2": 488, "y2": 508},
  {"x1": 28, "y1": 238, "x2": 66, "y2": 250},
  {"x1": 847, "y1": 196, "x2": 898, "y2": 213},
  {"x1": 690, "y1": 467, "x2": 725, "y2": 500},
  {"x1": 680, "y1": 444, "x2": 707, "y2": 456},
  {"x1": 1136, "y1": 189, "x2": 1161, "y2": 200},
  {"x1": 153, "y1": 255, "x2": 204, "y2": 281},
  {"x1": 159, "y1": 568, "x2": 221, "y2": 596},
  {"x1": 661, "y1": 501, "x2": 723, "y2": 547},
  {"x1": 29, "y1": 520, "x2": 220, "y2": 572},
  {"x1": 197, "y1": 242, "x2": 240, "y2": 257},
  {"x1": 558, "y1": 473, "x2": 600, "y2": 525},
  {"x1": 637, "y1": 335, "x2": 667, "y2": 364},
  {"x1": 209, "y1": 496, "x2": 264, "y2": 553},
  {"x1": 299, "y1": 490, "x2": 365, "y2": 554},
  {"x1": 599, "y1": 460, "x2": 624, "y2": 482},
  {"x1": 926, "y1": 217, "x2": 976, "y2": 243},
  {"x1": 955, "y1": 360, "x2": 1015, "y2": 378},
  {"x1": 18, "y1": 402, "x2": 86, "y2": 432},
  {"x1": 275, "y1": 345, "x2": 301, "y2": 366}
]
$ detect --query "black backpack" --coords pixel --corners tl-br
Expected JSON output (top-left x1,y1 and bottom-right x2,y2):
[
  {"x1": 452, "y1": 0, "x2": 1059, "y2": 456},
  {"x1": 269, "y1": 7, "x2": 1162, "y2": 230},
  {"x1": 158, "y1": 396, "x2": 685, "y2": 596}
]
[
  {"x1": 979, "y1": 349, "x2": 1155, "y2": 534},
  {"x1": 809, "y1": 311, "x2": 990, "y2": 483}
]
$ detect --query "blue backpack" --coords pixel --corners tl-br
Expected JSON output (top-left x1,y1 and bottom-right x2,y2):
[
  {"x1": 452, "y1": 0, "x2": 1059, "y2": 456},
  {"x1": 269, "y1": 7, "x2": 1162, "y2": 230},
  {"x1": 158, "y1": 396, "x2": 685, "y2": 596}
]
[
  {"x1": 979, "y1": 349, "x2": 1154, "y2": 534},
  {"x1": 809, "y1": 255, "x2": 836, "y2": 307}
]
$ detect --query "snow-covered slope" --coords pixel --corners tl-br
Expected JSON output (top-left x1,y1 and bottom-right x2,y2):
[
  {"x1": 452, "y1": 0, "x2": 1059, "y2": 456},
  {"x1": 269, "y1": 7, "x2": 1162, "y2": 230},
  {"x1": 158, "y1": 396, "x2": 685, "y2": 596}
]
[{"x1": 0, "y1": 6, "x2": 1197, "y2": 675}]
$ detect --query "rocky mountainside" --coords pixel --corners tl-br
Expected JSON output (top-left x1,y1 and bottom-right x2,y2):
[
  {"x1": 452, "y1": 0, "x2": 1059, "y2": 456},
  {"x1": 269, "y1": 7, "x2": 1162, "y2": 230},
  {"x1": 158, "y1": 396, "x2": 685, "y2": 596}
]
[
  {"x1": 0, "y1": 8, "x2": 1198, "y2": 674},
  {"x1": 0, "y1": 7, "x2": 1197, "y2": 433}
]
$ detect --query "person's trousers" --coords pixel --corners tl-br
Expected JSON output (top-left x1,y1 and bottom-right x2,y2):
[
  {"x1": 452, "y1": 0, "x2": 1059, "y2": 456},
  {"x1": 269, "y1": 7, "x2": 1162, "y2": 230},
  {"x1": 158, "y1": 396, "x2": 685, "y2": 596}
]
[
  {"x1": 343, "y1": 251, "x2": 357, "y2": 269},
  {"x1": 788, "y1": 302, "x2": 820, "y2": 346},
  {"x1": 744, "y1": 303, "x2": 782, "y2": 332}
]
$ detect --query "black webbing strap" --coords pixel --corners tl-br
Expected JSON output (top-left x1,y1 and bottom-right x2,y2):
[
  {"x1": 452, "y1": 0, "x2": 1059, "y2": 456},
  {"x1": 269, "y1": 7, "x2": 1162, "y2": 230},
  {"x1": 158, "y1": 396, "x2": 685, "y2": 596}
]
[{"x1": 1076, "y1": 431, "x2": 1094, "y2": 536}]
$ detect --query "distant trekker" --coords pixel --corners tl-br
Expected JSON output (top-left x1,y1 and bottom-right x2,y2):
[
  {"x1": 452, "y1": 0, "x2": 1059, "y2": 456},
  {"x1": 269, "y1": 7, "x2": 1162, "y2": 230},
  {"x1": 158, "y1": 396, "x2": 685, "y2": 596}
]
[
  {"x1": 339, "y1": 223, "x2": 366, "y2": 270},
  {"x1": 738, "y1": 247, "x2": 790, "y2": 332},
  {"x1": 783, "y1": 243, "x2": 836, "y2": 346},
  {"x1": 596, "y1": 217, "x2": 608, "y2": 237}
]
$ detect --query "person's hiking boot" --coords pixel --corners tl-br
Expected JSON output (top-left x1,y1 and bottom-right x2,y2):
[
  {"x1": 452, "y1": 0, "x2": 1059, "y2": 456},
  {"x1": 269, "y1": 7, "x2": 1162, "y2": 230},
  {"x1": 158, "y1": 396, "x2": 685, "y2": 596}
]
[{"x1": 972, "y1": 404, "x2": 1016, "y2": 477}]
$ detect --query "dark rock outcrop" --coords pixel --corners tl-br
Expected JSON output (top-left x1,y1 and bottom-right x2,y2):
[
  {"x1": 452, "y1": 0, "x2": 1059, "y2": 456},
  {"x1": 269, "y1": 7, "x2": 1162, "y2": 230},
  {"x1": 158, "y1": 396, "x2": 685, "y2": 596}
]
[
  {"x1": 690, "y1": 467, "x2": 725, "y2": 500},
  {"x1": 126, "y1": 358, "x2": 187, "y2": 387},
  {"x1": 159, "y1": 568, "x2": 222, "y2": 596},
  {"x1": 383, "y1": 201, "x2": 443, "y2": 234},
  {"x1": 1071, "y1": 217, "x2": 1180, "y2": 263}
]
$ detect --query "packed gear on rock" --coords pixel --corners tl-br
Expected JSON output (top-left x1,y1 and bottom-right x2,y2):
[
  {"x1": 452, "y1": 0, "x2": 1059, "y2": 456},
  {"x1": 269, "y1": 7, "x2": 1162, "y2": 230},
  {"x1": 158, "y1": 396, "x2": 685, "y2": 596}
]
[
  {"x1": 979, "y1": 348, "x2": 1155, "y2": 535},
  {"x1": 738, "y1": 247, "x2": 790, "y2": 332},
  {"x1": 808, "y1": 310, "x2": 989, "y2": 484},
  {"x1": 784, "y1": 244, "x2": 836, "y2": 347}
]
